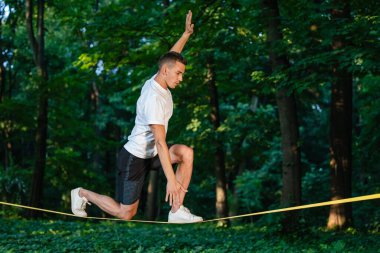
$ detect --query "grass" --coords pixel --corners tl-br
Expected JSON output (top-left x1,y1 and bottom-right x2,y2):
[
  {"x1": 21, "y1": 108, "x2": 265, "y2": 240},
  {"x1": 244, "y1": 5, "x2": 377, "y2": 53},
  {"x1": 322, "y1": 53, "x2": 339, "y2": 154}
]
[{"x1": 0, "y1": 217, "x2": 380, "y2": 252}]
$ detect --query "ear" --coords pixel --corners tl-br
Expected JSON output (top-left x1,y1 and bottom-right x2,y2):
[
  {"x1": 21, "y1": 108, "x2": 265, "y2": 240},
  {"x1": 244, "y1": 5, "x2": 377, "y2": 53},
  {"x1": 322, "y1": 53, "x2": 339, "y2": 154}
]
[
  {"x1": 164, "y1": 65, "x2": 169, "y2": 75},
  {"x1": 160, "y1": 64, "x2": 168, "y2": 76}
]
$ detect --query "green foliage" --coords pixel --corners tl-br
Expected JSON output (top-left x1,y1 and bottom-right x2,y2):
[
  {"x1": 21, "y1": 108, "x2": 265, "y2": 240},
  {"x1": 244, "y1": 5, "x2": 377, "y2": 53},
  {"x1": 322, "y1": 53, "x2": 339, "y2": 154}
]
[
  {"x1": 302, "y1": 166, "x2": 330, "y2": 203},
  {"x1": 0, "y1": 165, "x2": 29, "y2": 206},
  {"x1": 356, "y1": 75, "x2": 380, "y2": 178},
  {"x1": 0, "y1": 219, "x2": 379, "y2": 252},
  {"x1": 234, "y1": 144, "x2": 282, "y2": 214}
]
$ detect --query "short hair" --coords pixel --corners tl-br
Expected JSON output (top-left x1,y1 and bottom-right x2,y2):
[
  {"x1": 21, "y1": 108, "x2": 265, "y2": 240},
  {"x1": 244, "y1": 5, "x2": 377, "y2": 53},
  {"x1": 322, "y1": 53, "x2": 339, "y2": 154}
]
[{"x1": 158, "y1": 51, "x2": 187, "y2": 70}]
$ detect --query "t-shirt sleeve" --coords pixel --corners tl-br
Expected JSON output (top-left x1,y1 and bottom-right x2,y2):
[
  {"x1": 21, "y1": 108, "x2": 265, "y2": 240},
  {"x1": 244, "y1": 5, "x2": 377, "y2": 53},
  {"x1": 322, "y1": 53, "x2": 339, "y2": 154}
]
[{"x1": 144, "y1": 95, "x2": 165, "y2": 125}]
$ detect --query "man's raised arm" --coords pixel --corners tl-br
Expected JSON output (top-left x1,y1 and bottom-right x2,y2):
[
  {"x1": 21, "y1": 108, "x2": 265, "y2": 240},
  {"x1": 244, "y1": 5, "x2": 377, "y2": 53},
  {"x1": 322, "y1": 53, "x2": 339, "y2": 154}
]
[{"x1": 170, "y1": 10, "x2": 194, "y2": 53}]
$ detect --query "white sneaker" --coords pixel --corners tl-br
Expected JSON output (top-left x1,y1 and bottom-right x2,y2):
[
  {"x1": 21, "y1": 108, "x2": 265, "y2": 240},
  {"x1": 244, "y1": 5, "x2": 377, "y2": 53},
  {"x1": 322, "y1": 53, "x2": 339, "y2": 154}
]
[
  {"x1": 168, "y1": 205, "x2": 203, "y2": 223},
  {"x1": 71, "y1": 187, "x2": 91, "y2": 217}
]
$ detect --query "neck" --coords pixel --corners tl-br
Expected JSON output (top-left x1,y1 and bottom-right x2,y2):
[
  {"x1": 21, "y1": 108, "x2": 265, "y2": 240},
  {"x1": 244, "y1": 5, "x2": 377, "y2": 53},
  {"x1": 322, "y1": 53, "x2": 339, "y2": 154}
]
[{"x1": 154, "y1": 73, "x2": 168, "y2": 90}]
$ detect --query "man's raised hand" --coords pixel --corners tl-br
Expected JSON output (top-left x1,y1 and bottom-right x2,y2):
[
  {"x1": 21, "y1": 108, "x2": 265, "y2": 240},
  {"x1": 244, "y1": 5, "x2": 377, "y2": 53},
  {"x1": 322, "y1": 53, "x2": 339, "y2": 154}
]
[
  {"x1": 185, "y1": 10, "x2": 194, "y2": 35},
  {"x1": 168, "y1": 11, "x2": 193, "y2": 61}
]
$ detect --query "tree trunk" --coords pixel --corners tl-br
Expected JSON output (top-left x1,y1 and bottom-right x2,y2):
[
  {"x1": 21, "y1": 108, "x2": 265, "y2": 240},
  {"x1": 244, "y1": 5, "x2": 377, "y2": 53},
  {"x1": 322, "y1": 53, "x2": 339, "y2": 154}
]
[
  {"x1": 327, "y1": 0, "x2": 352, "y2": 230},
  {"x1": 277, "y1": 89, "x2": 301, "y2": 210},
  {"x1": 145, "y1": 170, "x2": 159, "y2": 220},
  {"x1": 206, "y1": 56, "x2": 229, "y2": 227},
  {"x1": 26, "y1": 0, "x2": 49, "y2": 217},
  {"x1": 263, "y1": 0, "x2": 301, "y2": 231}
]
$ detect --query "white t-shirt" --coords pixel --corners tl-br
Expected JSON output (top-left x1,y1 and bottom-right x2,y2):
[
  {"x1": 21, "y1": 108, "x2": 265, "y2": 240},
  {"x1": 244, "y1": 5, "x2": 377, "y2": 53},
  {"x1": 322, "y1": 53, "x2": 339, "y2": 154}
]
[{"x1": 124, "y1": 74, "x2": 173, "y2": 158}]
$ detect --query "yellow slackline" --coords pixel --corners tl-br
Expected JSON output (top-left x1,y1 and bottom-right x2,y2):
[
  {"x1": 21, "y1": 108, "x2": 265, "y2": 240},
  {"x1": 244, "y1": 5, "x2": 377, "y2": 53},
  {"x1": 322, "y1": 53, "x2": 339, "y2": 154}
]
[
  {"x1": 0, "y1": 193, "x2": 379, "y2": 224},
  {"x1": 203, "y1": 193, "x2": 380, "y2": 223}
]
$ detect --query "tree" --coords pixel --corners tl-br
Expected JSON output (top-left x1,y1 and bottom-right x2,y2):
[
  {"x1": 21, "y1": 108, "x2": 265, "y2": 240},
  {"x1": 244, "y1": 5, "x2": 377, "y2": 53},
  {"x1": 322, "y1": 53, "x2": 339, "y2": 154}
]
[
  {"x1": 262, "y1": 0, "x2": 301, "y2": 230},
  {"x1": 327, "y1": 0, "x2": 352, "y2": 230},
  {"x1": 25, "y1": 0, "x2": 48, "y2": 217},
  {"x1": 206, "y1": 54, "x2": 229, "y2": 226}
]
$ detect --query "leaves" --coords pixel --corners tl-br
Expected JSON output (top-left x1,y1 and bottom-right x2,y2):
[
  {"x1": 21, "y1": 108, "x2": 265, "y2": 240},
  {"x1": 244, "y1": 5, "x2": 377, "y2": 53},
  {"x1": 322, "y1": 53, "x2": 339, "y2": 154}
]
[{"x1": 0, "y1": 219, "x2": 379, "y2": 252}]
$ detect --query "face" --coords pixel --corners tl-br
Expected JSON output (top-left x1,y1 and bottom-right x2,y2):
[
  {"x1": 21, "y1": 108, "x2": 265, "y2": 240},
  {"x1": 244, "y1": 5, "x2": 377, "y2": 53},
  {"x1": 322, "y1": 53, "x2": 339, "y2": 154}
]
[{"x1": 163, "y1": 61, "x2": 186, "y2": 89}]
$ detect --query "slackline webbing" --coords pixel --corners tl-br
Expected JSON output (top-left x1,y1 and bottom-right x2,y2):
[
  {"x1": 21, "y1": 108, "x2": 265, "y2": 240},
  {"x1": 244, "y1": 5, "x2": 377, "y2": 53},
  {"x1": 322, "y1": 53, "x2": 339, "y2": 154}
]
[{"x1": 0, "y1": 193, "x2": 379, "y2": 224}]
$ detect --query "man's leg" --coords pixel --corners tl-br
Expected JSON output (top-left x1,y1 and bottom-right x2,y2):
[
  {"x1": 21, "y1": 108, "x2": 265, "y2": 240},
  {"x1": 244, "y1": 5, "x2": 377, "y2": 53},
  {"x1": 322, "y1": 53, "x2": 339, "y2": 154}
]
[
  {"x1": 168, "y1": 144, "x2": 194, "y2": 212},
  {"x1": 71, "y1": 148, "x2": 146, "y2": 220},
  {"x1": 79, "y1": 188, "x2": 139, "y2": 220},
  {"x1": 167, "y1": 144, "x2": 202, "y2": 223}
]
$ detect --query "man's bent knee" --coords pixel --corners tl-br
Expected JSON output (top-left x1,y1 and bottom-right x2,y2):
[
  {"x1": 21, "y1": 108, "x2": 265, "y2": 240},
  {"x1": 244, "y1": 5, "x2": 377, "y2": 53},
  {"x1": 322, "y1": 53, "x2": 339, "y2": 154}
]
[
  {"x1": 118, "y1": 211, "x2": 136, "y2": 220},
  {"x1": 182, "y1": 146, "x2": 193, "y2": 163},
  {"x1": 117, "y1": 204, "x2": 138, "y2": 220}
]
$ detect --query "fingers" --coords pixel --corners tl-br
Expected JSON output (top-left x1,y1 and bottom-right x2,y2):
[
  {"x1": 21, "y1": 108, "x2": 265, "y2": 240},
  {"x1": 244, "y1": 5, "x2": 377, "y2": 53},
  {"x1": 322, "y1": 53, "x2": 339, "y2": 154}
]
[
  {"x1": 186, "y1": 10, "x2": 193, "y2": 33},
  {"x1": 166, "y1": 190, "x2": 174, "y2": 206},
  {"x1": 166, "y1": 193, "x2": 180, "y2": 206},
  {"x1": 166, "y1": 192, "x2": 173, "y2": 206},
  {"x1": 180, "y1": 185, "x2": 188, "y2": 193},
  {"x1": 166, "y1": 181, "x2": 187, "y2": 206},
  {"x1": 177, "y1": 181, "x2": 188, "y2": 193},
  {"x1": 166, "y1": 190, "x2": 180, "y2": 206},
  {"x1": 187, "y1": 10, "x2": 192, "y2": 23}
]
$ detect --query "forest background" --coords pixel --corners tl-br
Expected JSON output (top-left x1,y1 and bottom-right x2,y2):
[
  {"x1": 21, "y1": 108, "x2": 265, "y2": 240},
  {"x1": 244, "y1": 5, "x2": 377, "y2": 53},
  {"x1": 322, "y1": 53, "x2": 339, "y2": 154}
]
[{"x1": 0, "y1": 0, "x2": 380, "y2": 249}]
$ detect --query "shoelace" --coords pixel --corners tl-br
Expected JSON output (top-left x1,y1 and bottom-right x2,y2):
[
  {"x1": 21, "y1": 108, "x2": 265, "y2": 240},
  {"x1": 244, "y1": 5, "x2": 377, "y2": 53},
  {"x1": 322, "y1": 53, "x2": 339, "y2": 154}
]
[
  {"x1": 181, "y1": 206, "x2": 190, "y2": 213},
  {"x1": 181, "y1": 206, "x2": 198, "y2": 219}
]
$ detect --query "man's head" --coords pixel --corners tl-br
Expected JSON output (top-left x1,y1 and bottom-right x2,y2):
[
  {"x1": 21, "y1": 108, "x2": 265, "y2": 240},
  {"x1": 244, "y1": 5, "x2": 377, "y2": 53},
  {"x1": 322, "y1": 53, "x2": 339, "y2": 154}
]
[{"x1": 157, "y1": 51, "x2": 187, "y2": 89}]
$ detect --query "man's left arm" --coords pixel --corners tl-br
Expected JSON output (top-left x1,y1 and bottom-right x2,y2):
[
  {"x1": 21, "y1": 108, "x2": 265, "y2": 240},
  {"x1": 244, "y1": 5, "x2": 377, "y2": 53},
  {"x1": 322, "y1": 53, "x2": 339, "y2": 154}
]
[
  {"x1": 170, "y1": 10, "x2": 194, "y2": 53},
  {"x1": 150, "y1": 124, "x2": 186, "y2": 207}
]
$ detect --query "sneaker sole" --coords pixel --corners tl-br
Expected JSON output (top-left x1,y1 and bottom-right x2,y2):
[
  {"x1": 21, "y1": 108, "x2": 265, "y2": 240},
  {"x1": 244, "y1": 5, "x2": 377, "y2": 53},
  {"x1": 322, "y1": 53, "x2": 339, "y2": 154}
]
[{"x1": 168, "y1": 218, "x2": 203, "y2": 224}]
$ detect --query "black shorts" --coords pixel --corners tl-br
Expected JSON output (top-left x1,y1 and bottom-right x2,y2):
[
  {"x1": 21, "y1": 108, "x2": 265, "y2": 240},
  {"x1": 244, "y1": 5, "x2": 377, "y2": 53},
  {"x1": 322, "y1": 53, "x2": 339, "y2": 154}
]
[{"x1": 115, "y1": 147, "x2": 170, "y2": 205}]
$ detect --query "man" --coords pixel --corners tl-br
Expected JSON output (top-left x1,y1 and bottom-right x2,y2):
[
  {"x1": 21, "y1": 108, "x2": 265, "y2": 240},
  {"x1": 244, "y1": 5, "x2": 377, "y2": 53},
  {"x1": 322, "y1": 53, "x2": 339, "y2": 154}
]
[{"x1": 71, "y1": 10, "x2": 203, "y2": 223}]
